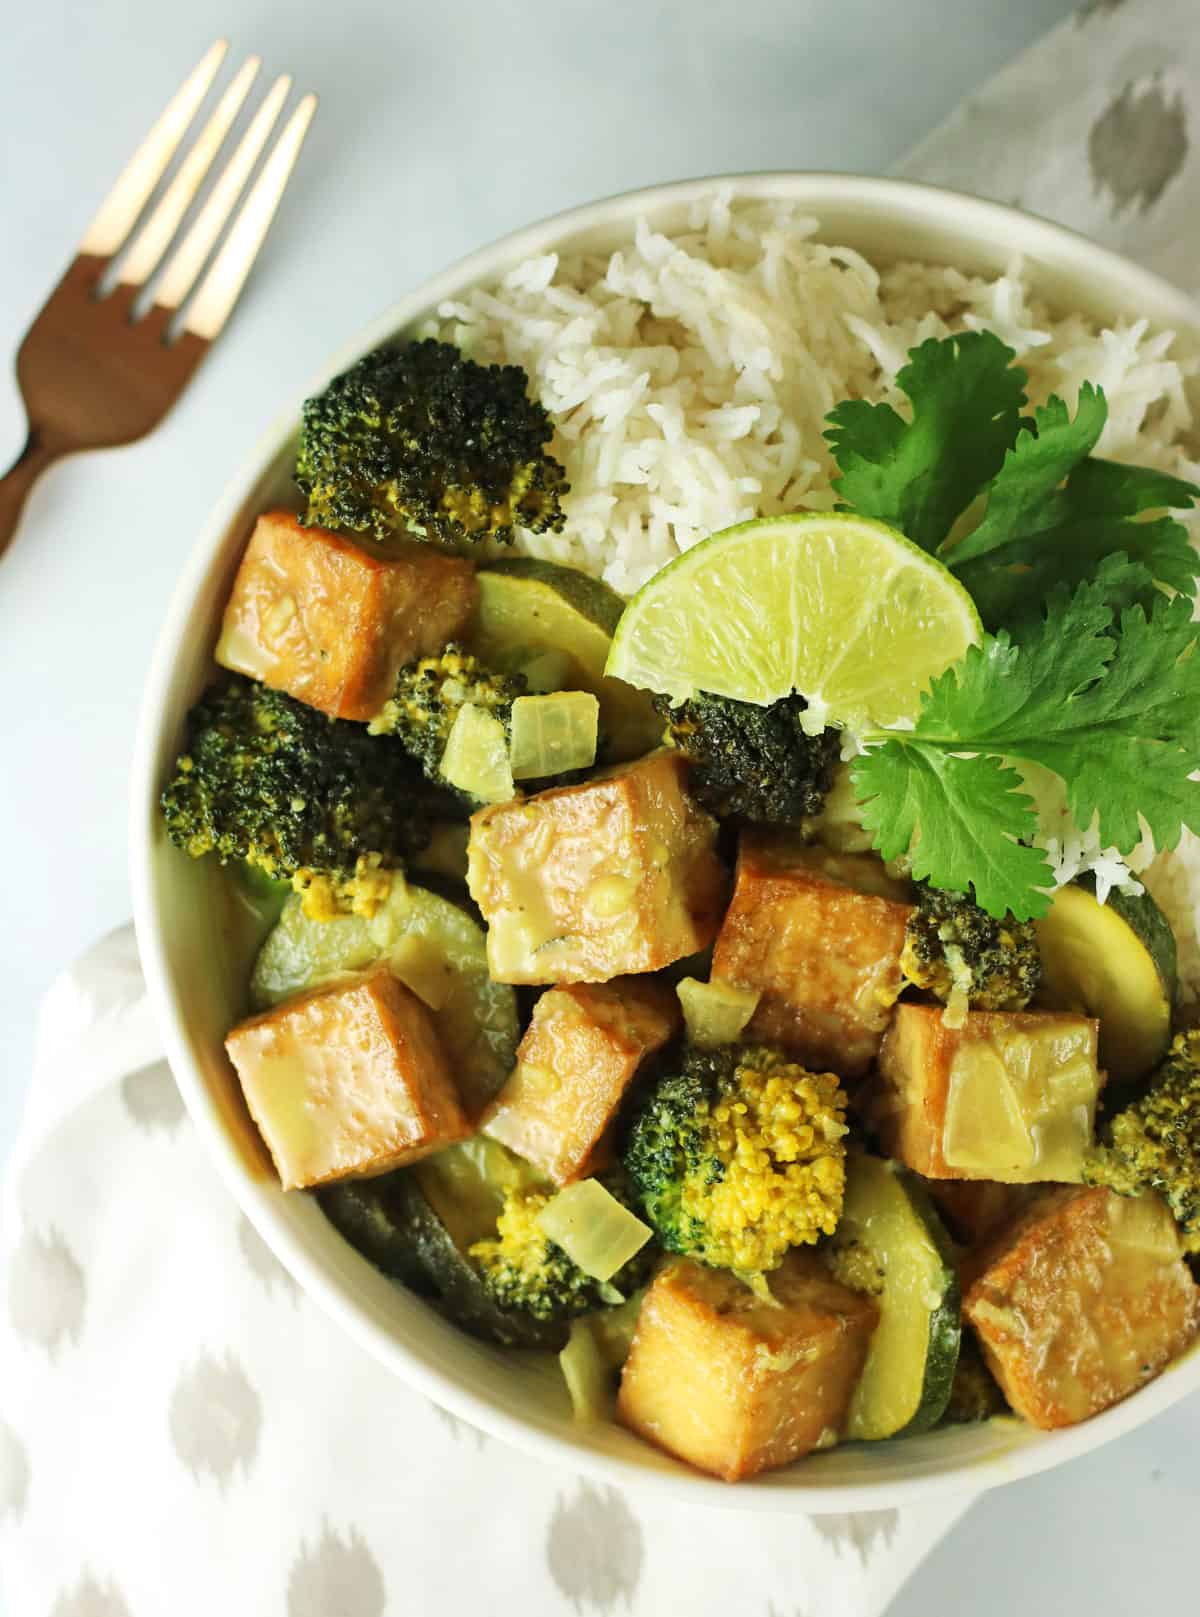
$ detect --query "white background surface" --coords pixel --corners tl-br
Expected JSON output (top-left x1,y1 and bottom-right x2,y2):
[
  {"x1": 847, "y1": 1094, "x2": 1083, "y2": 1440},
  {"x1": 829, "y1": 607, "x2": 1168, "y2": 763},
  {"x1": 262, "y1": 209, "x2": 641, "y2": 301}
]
[{"x1": 2, "y1": 1, "x2": 1197, "y2": 1612}]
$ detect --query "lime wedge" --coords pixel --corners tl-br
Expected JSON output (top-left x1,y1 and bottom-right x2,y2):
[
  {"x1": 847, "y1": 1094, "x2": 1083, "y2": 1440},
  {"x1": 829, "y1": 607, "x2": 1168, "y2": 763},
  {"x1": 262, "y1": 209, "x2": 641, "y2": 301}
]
[{"x1": 605, "y1": 513, "x2": 981, "y2": 730}]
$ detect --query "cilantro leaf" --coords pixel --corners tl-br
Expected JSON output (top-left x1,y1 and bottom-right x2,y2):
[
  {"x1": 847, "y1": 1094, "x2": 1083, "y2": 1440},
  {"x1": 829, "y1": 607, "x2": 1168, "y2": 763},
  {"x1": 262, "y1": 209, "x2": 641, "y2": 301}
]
[
  {"x1": 947, "y1": 386, "x2": 1108, "y2": 565},
  {"x1": 826, "y1": 338, "x2": 1199, "y2": 631},
  {"x1": 948, "y1": 386, "x2": 1198, "y2": 628},
  {"x1": 853, "y1": 745, "x2": 1051, "y2": 918},
  {"x1": 1013, "y1": 593, "x2": 1200, "y2": 849},
  {"x1": 956, "y1": 514, "x2": 1195, "y2": 630},
  {"x1": 852, "y1": 570, "x2": 1200, "y2": 917},
  {"x1": 1063, "y1": 456, "x2": 1200, "y2": 518},
  {"x1": 824, "y1": 331, "x2": 1026, "y2": 553}
]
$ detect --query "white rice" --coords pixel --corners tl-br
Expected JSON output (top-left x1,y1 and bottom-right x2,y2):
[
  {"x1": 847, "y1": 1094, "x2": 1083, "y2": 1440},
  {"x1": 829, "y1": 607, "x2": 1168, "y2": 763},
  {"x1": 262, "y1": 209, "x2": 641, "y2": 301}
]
[{"x1": 425, "y1": 189, "x2": 1200, "y2": 991}]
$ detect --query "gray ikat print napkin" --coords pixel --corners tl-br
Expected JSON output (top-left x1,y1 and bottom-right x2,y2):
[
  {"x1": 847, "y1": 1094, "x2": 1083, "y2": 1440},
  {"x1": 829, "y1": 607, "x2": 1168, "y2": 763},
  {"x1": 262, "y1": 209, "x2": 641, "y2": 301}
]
[
  {"x1": 4, "y1": 0, "x2": 1200, "y2": 1609},
  {"x1": 0, "y1": 927, "x2": 967, "y2": 1617}
]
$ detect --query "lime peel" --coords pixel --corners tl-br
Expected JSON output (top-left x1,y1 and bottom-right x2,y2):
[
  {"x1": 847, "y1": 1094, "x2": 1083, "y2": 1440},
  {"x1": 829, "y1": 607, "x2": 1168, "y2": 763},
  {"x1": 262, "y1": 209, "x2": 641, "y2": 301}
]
[{"x1": 605, "y1": 513, "x2": 981, "y2": 733}]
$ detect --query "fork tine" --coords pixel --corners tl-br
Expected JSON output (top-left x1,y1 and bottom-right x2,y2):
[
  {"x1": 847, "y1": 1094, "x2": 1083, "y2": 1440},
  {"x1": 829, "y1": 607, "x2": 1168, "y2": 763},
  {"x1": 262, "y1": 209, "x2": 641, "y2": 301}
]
[
  {"x1": 80, "y1": 39, "x2": 228, "y2": 260},
  {"x1": 156, "y1": 73, "x2": 291, "y2": 312},
  {"x1": 119, "y1": 55, "x2": 261, "y2": 288},
  {"x1": 181, "y1": 93, "x2": 317, "y2": 341}
]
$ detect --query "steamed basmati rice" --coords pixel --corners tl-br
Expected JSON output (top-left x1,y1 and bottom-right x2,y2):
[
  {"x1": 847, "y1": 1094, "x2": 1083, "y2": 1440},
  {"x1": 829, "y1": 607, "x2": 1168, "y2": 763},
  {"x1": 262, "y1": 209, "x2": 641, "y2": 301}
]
[{"x1": 425, "y1": 189, "x2": 1200, "y2": 992}]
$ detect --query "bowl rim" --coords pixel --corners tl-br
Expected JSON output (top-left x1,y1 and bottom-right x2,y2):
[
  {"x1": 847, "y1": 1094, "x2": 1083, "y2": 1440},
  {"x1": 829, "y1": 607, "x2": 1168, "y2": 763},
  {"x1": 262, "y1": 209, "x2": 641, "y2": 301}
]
[{"x1": 130, "y1": 169, "x2": 1200, "y2": 1512}]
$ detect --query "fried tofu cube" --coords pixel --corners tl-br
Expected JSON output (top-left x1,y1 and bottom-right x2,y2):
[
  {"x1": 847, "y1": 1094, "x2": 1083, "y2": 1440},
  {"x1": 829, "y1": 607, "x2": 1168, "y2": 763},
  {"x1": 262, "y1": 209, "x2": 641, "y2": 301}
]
[
  {"x1": 224, "y1": 966, "x2": 470, "y2": 1190},
  {"x1": 482, "y1": 978, "x2": 680, "y2": 1183},
  {"x1": 467, "y1": 752, "x2": 725, "y2": 984},
  {"x1": 874, "y1": 1003, "x2": 1102, "y2": 1182},
  {"x1": 617, "y1": 1254, "x2": 877, "y2": 1481},
  {"x1": 216, "y1": 508, "x2": 478, "y2": 720},
  {"x1": 711, "y1": 833, "x2": 912, "y2": 1077},
  {"x1": 964, "y1": 1186, "x2": 1200, "y2": 1429}
]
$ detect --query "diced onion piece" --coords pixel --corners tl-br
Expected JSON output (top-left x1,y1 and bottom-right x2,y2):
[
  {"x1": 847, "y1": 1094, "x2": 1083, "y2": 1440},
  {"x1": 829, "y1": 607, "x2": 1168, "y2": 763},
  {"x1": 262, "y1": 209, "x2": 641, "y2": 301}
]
[
  {"x1": 536, "y1": 1178, "x2": 651, "y2": 1282},
  {"x1": 558, "y1": 1319, "x2": 611, "y2": 1423},
  {"x1": 439, "y1": 704, "x2": 514, "y2": 803},
  {"x1": 676, "y1": 977, "x2": 761, "y2": 1047},
  {"x1": 387, "y1": 933, "x2": 454, "y2": 1010},
  {"x1": 508, "y1": 692, "x2": 600, "y2": 781}
]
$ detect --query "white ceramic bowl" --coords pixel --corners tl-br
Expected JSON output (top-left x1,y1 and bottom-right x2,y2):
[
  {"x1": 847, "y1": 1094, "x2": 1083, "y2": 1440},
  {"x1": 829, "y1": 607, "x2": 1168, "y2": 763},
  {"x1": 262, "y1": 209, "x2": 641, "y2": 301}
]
[{"x1": 131, "y1": 173, "x2": 1200, "y2": 1511}]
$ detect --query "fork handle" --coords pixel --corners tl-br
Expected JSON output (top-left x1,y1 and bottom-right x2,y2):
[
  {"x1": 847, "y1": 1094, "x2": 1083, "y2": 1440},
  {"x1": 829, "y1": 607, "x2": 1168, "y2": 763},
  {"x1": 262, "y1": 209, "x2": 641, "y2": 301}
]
[{"x1": 0, "y1": 429, "x2": 68, "y2": 562}]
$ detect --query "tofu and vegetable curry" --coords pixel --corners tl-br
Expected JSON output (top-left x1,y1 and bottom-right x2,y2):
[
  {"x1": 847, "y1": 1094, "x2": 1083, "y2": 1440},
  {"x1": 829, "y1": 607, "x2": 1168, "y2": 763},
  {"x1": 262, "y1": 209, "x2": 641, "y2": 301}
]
[{"x1": 163, "y1": 270, "x2": 1200, "y2": 1482}]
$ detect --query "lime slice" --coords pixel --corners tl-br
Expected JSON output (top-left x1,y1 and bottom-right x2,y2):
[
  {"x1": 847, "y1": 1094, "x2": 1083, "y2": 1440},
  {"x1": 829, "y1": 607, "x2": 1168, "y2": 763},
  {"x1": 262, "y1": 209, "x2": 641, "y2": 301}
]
[{"x1": 605, "y1": 513, "x2": 981, "y2": 729}]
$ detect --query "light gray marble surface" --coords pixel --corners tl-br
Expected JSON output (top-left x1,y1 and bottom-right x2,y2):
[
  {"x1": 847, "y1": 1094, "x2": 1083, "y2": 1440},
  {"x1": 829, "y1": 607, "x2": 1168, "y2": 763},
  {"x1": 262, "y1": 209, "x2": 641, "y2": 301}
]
[{"x1": 5, "y1": 1, "x2": 1196, "y2": 1612}]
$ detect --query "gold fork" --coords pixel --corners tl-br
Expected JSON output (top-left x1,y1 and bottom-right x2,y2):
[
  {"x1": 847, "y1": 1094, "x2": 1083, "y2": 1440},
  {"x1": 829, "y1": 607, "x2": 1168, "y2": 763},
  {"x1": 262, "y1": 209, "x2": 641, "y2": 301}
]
[{"x1": 0, "y1": 39, "x2": 316, "y2": 559}]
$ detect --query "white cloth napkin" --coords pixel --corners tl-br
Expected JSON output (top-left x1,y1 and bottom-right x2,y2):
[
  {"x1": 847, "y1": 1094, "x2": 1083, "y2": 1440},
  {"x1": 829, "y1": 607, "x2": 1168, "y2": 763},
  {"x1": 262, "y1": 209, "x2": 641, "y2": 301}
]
[
  {"x1": 1, "y1": 927, "x2": 969, "y2": 1617},
  {"x1": 4, "y1": 2, "x2": 1199, "y2": 1611}
]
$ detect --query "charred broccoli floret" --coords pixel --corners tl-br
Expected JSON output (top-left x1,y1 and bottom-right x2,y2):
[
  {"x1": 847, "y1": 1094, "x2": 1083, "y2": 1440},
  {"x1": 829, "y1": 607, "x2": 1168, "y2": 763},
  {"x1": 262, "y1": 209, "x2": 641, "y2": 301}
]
[
  {"x1": 622, "y1": 1043, "x2": 848, "y2": 1279},
  {"x1": 901, "y1": 883, "x2": 1041, "y2": 1012},
  {"x1": 941, "y1": 1336, "x2": 1008, "y2": 1425},
  {"x1": 370, "y1": 644, "x2": 525, "y2": 786},
  {"x1": 1084, "y1": 1029, "x2": 1200, "y2": 1251},
  {"x1": 295, "y1": 339, "x2": 569, "y2": 546},
  {"x1": 654, "y1": 690, "x2": 840, "y2": 824},
  {"x1": 470, "y1": 1178, "x2": 655, "y2": 1322},
  {"x1": 160, "y1": 675, "x2": 432, "y2": 919}
]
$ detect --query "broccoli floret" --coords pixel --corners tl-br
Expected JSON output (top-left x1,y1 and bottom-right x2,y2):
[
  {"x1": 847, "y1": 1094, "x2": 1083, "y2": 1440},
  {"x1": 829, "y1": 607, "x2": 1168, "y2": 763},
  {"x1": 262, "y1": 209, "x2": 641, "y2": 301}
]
[
  {"x1": 1084, "y1": 1029, "x2": 1200, "y2": 1251},
  {"x1": 295, "y1": 339, "x2": 569, "y2": 547},
  {"x1": 654, "y1": 690, "x2": 839, "y2": 824},
  {"x1": 161, "y1": 675, "x2": 432, "y2": 919},
  {"x1": 370, "y1": 643, "x2": 525, "y2": 786},
  {"x1": 622, "y1": 1043, "x2": 848, "y2": 1279},
  {"x1": 470, "y1": 1178, "x2": 655, "y2": 1322},
  {"x1": 901, "y1": 883, "x2": 1041, "y2": 1012},
  {"x1": 942, "y1": 1336, "x2": 1007, "y2": 1425}
]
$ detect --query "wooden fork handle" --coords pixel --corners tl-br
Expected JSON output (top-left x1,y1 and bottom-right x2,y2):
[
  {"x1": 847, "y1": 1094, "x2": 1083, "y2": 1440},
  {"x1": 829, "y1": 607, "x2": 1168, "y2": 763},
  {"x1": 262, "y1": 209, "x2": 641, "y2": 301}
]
[{"x1": 0, "y1": 429, "x2": 68, "y2": 563}]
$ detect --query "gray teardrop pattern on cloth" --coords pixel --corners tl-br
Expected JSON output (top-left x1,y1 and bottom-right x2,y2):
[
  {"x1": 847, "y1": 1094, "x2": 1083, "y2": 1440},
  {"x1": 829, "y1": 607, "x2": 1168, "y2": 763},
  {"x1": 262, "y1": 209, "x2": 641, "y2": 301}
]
[
  {"x1": 545, "y1": 1482, "x2": 644, "y2": 1612},
  {"x1": 50, "y1": 1573, "x2": 133, "y2": 1617},
  {"x1": 430, "y1": 1400, "x2": 489, "y2": 1447},
  {"x1": 168, "y1": 1351, "x2": 262, "y2": 1485},
  {"x1": 8, "y1": 1227, "x2": 85, "y2": 1355},
  {"x1": 237, "y1": 1213, "x2": 301, "y2": 1299},
  {"x1": 1089, "y1": 74, "x2": 1189, "y2": 212},
  {"x1": 0, "y1": 1418, "x2": 30, "y2": 1521},
  {"x1": 812, "y1": 1509, "x2": 900, "y2": 1562},
  {"x1": 120, "y1": 1063, "x2": 186, "y2": 1132},
  {"x1": 286, "y1": 1524, "x2": 386, "y2": 1617}
]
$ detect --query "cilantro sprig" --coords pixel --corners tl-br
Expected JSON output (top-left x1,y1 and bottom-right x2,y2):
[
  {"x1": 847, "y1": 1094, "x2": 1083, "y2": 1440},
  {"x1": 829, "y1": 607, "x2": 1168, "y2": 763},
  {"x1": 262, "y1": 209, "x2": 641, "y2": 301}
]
[
  {"x1": 824, "y1": 333, "x2": 1198, "y2": 631},
  {"x1": 851, "y1": 558, "x2": 1200, "y2": 919}
]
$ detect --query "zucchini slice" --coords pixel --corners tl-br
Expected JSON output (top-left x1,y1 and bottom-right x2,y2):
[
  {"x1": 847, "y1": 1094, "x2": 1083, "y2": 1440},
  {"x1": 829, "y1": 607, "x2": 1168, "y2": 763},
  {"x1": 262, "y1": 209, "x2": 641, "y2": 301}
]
[
  {"x1": 471, "y1": 558, "x2": 662, "y2": 760},
  {"x1": 826, "y1": 1154, "x2": 961, "y2": 1441},
  {"x1": 249, "y1": 878, "x2": 519, "y2": 1115},
  {"x1": 1034, "y1": 876, "x2": 1176, "y2": 1084},
  {"x1": 320, "y1": 1141, "x2": 566, "y2": 1349}
]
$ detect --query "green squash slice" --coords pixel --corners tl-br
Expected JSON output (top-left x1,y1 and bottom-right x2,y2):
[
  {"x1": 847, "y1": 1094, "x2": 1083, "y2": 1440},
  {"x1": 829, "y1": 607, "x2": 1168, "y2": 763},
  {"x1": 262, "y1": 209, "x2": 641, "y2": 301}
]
[
  {"x1": 250, "y1": 877, "x2": 519, "y2": 1115},
  {"x1": 471, "y1": 558, "x2": 662, "y2": 760},
  {"x1": 827, "y1": 1154, "x2": 961, "y2": 1441},
  {"x1": 1034, "y1": 875, "x2": 1176, "y2": 1084},
  {"x1": 320, "y1": 1140, "x2": 565, "y2": 1349}
]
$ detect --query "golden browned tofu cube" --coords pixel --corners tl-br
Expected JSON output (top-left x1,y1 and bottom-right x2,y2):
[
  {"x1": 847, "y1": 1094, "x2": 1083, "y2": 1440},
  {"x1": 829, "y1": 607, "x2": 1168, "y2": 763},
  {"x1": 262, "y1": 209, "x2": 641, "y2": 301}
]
[
  {"x1": 467, "y1": 752, "x2": 725, "y2": 984},
  {"x1": 617, "y1": 1254, "x2": 878, "y2": 1481},
  {"x1": 224, "y1": 967, "x2": 470, "y2": 1190},
  {"x1": 711, "y1": 834, "x2": 911, "y2": 1077},
  {"x1": 216, "y1": 508, "x2": 478, "y2": 720},
  {"x1": 874, "y1": 1004, "x2": 1102, "y2": 1182},
  {"x1": 964, "y1": 1186, "x2": 1200, "y2": 1429},
  {"x1": 482, "y1": 978, "x2": 680, "y2": 1183}
]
